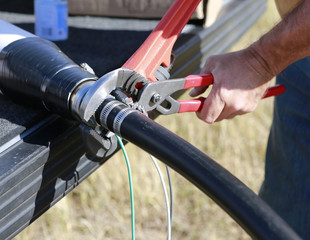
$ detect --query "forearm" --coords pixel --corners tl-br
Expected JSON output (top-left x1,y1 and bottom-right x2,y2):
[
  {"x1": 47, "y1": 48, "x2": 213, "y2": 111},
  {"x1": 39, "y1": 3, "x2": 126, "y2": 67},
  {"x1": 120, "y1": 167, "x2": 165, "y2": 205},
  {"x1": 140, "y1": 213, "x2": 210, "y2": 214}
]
[{"x1": 250, "y1": 0, "x2": 310, "y2": 76}]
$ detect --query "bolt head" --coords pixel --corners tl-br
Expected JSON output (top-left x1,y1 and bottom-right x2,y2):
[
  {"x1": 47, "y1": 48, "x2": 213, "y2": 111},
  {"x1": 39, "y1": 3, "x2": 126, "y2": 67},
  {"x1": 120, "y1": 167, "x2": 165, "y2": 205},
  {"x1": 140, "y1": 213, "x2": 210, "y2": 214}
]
[{"x1": 151, "y1": 93, "x2": 161, "y2": 103}]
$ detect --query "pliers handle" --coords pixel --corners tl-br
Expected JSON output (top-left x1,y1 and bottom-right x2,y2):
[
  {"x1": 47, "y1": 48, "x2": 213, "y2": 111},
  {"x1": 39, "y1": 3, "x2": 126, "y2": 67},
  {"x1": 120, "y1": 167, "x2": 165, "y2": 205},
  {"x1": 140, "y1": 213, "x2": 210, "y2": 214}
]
[
  {"x1": 137, "y1": 74, "x2": 286, "y2": 115},
  {"x1": 122, "y1": 0, "x2": 202, "y2": 82}
]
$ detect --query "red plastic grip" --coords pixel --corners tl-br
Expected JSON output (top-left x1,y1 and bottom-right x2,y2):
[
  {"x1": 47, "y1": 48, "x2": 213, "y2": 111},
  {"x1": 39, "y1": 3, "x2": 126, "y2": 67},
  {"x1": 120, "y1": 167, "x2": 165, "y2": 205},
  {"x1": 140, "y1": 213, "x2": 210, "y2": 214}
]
[
  {"x1": 262, "y1": 84, "x2": 286, "y2": 99},
  {"x1": 178, "y1": 84, "x2": 285, "y2": 113},
  {"x1": 178, "y1": 98, "x2": 205, "y2": 113},
  {"x1": 184, "y1": 74, "x2": 214, "y2": 89}
]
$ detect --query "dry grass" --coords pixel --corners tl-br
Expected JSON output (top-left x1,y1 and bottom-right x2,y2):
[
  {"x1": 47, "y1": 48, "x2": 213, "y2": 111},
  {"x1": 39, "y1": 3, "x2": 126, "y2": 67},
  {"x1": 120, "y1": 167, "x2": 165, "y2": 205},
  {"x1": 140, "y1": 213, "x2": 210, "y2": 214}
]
[{"x1": 15, "y1": 1, "x2": 281, "y2": 239}]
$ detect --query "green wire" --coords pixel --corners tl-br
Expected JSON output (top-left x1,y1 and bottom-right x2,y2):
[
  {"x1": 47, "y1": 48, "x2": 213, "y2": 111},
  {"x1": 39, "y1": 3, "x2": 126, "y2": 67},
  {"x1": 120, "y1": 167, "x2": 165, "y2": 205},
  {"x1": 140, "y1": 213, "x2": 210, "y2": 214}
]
[{"x1": 116, "y1": 135, "x2": 135, "y2": 240}]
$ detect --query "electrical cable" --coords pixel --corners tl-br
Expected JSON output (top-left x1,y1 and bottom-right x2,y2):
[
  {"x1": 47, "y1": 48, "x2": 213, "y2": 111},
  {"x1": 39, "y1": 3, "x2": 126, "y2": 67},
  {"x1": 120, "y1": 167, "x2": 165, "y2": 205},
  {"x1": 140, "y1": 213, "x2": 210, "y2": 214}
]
[
  {"x1": 150, "y1": 155, "x2": 171, "y2": 240},
  {"x1": 115, "y1": 135, "x2": 135, "y2": 240}
]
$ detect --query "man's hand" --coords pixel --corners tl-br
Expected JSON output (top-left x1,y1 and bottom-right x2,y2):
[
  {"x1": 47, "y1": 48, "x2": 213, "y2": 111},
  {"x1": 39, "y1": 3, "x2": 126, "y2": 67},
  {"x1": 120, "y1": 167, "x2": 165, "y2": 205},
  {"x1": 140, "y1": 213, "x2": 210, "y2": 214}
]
[
  {"x1": 189, "y1": 0, "x2": 310, "y2": 124},
  {"x1": 189, "y1": 48, "x2": 274, "y2": 123}
]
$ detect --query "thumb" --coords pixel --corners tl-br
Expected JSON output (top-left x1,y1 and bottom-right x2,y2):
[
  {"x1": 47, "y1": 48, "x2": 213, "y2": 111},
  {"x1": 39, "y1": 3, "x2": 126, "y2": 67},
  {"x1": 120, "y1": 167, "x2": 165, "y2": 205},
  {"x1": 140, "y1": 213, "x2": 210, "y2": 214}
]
[{"x1": 189, "y1": 86, "x2": 208, "y2": 97}]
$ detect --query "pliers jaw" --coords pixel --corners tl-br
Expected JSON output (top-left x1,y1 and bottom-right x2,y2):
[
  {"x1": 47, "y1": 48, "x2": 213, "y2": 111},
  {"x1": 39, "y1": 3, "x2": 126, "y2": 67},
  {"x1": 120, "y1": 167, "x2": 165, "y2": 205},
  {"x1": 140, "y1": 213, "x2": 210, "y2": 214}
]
[
  {"x1": 71, "y1": 68, "x2": 149, "y2": 158},
  {"x1": 70, "y1": 68, "x2": 148, "y2": 123},
  {"x1": 136, "y1": 74, "x2": 214, "y2": 115}
]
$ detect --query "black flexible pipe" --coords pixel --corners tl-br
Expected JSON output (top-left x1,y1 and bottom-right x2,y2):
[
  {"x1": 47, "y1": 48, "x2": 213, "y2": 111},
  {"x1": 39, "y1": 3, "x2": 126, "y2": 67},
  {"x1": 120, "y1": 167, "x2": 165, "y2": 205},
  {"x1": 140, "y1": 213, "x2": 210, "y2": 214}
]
[
  {"x1": 96, "y1": 99, "x2": 301, "y2": 240},
  {"x1": 0, "y1": 37, "x2": 97, "y2": 118}
]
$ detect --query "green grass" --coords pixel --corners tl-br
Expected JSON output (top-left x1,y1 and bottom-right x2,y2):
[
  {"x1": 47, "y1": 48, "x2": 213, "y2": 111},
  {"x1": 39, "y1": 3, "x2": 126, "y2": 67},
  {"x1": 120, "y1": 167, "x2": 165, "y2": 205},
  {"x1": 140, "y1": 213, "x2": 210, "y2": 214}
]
[{"x1": 14, "y1": 1, "x2": 281, "y2": 239}]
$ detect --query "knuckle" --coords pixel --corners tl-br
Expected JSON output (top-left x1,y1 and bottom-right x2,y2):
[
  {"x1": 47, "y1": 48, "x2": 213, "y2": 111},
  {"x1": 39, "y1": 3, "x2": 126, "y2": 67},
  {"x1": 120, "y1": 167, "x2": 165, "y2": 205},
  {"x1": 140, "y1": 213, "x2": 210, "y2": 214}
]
[
  {"x1": 238, "y1": 103, "x2": 256, "y2": 114},
  {"x1": 218, "y1": 89, "x2": 230, "y2": 105},
  {"x1": 233, "y1": 101, "x2": 245, "y2": 112},
  {"x1": 226, "y1": 97, "x2": 247, "y2": 113}
]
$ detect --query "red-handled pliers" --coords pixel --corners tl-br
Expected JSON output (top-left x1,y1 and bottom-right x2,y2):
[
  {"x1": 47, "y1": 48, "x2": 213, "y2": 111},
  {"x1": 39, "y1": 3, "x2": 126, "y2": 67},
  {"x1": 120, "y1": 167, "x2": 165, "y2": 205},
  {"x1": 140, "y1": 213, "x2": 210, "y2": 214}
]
[
  {"x1": 136, "y1": 74, "x2": 285, "y2": 115},
  {"x1": 118, "y1": 0, "x2": 285, "y2": 115}
]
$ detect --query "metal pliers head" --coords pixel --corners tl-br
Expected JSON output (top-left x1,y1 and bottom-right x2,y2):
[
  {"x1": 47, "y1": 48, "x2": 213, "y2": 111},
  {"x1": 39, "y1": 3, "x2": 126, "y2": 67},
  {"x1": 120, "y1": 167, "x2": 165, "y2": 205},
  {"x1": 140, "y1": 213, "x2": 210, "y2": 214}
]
[{"x1": 71, "y1": 68, "x2": 148, "y2": 124}]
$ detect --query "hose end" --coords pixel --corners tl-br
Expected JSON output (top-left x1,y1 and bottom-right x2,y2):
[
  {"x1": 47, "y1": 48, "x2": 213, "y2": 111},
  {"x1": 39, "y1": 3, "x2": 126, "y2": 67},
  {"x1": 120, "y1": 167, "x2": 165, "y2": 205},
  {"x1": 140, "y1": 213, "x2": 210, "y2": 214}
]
[{"x1": 95, "y1": 99, "x2": 138, "y2": 136}]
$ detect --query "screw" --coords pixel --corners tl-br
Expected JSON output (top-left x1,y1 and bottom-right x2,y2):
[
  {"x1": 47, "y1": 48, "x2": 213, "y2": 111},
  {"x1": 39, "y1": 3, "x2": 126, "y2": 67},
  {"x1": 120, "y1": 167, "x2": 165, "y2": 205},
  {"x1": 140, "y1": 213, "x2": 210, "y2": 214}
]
[
  {"x1": 151, "y1": 93, "x2": 161, "y2": 103},
  {"x1": 80, "y1": 62, "x2": 95, "y2": 75}
]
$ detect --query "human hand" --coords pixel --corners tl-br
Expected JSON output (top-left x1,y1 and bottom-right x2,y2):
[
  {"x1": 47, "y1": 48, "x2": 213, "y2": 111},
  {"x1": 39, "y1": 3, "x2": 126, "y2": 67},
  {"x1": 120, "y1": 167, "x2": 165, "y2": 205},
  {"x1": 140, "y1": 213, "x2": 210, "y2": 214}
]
[{"x1": 189, "y1": 47, "x2": 274, "y2": 123}]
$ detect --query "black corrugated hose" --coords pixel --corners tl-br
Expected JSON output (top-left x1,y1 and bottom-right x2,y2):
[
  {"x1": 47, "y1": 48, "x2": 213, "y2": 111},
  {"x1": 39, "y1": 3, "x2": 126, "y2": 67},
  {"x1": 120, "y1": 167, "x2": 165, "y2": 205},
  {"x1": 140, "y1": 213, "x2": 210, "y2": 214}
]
[{"x1": 96, "y1": 98, "x2": 301, "y2": 240}]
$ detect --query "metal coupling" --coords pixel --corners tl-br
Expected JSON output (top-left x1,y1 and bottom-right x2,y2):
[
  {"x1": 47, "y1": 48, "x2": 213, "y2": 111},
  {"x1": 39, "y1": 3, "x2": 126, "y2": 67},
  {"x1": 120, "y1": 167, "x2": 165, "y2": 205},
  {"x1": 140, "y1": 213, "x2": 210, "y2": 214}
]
[
  {"x1": 70, "y1": 68, "x2": 148, "y2": 123},
  {"x1": 95, "y1": 98, "x2": 139, "y2": 137}
]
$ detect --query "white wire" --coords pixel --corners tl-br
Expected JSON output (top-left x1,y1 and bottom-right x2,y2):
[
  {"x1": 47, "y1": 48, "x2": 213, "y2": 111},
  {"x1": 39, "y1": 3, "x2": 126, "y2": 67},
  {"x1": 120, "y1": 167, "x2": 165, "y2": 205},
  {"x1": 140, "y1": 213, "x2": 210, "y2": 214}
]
[
  {"x1": 150, "y1": 155, "x2": 171, "y2": 240},
  {"x1": 165, "y1": 166, "x2": 173, "y2": 225}
]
